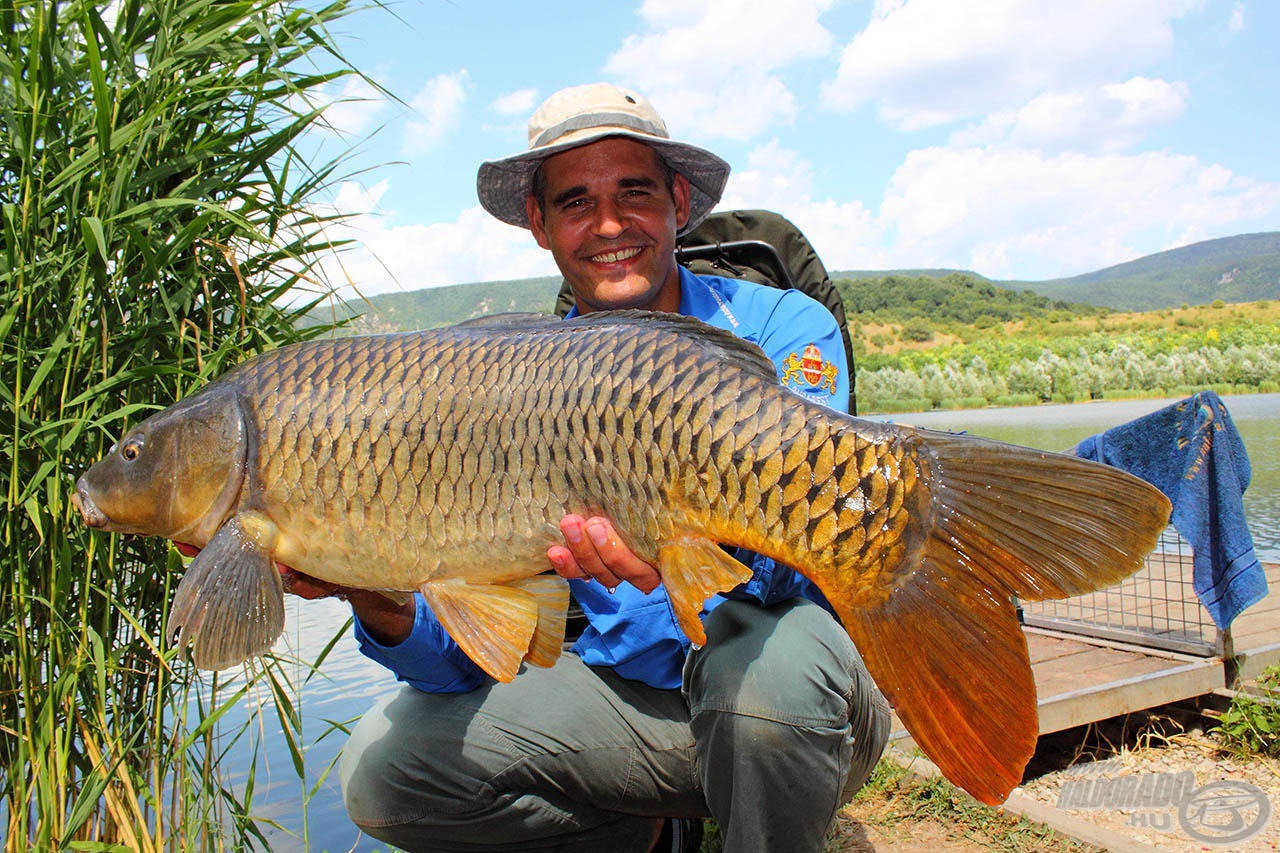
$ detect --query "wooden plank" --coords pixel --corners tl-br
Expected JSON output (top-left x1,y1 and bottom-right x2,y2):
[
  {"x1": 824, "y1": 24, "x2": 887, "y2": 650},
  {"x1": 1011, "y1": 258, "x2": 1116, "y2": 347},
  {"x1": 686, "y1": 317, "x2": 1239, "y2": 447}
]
[
  {"x1": 1037, "y1": 658, "x2": 1225, "y2": 734},
  {"x1": 1232, "y1": 642, "x2": 1280, "y2": 682},
  {"x1": 1034, "y1": 650, "x2": 1177, "y2": 698}
]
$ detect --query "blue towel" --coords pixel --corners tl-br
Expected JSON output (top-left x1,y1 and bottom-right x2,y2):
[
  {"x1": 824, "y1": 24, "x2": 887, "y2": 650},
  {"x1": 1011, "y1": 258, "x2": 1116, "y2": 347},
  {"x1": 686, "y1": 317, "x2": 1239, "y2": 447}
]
[{"x1": 1074, "y1": 391, "x2": 1267, "y2": 629}]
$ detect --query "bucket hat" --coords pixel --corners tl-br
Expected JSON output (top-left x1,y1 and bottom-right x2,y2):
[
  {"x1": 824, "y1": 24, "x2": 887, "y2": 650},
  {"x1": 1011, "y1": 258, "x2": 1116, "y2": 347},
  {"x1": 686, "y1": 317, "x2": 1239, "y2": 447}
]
[{"x1": 477, "y1": 83, "x2": 730, "y2": 235}]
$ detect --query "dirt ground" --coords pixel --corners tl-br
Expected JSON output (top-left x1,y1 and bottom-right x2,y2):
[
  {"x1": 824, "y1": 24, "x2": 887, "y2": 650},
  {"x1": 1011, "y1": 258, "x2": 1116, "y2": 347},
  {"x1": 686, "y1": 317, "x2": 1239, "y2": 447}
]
[{"x1": 823, "y1": 697, "x2": 1279, "y2": 852}]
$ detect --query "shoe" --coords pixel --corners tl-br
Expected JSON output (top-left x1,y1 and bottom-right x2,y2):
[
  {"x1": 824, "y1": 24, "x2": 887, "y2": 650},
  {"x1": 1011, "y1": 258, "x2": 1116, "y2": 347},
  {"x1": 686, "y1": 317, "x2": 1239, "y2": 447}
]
[{"x1": 652, "y1": 817, "x2": 703, "y2": 852}]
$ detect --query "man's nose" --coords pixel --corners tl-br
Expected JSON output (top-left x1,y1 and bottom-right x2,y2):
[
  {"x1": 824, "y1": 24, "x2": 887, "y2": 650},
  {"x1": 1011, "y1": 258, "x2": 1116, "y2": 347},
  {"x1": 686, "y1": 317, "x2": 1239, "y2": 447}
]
[{"x1": 590, "y1": 199, "x2": 625, "y2": 238}]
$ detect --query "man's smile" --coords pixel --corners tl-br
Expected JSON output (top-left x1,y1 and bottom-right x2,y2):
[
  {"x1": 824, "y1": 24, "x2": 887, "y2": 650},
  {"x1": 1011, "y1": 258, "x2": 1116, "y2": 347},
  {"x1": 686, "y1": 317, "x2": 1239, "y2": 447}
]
[{"x1": 588, "y1": 246, "x2": 643, "y2": 264}]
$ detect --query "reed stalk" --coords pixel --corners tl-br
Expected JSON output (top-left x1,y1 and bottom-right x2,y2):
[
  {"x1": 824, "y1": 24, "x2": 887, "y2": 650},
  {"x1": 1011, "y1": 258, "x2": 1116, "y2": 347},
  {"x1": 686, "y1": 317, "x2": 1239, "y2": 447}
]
[{"x1": 1, "y1": 0, "x2": 363, "y2": 846}]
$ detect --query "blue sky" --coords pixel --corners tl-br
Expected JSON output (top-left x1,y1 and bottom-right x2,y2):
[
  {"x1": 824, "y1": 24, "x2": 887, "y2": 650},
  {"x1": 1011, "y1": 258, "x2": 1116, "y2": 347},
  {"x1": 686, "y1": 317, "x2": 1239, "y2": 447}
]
[{"x1": 302, "y1": 0, "x2": 1280, "y2": 300}]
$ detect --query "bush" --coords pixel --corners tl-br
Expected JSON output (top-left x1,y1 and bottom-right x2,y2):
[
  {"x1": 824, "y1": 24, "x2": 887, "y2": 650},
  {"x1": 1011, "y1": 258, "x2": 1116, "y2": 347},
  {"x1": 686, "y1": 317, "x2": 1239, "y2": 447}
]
[
  {"x1": 1214, "y1": 666, "x2": 1280, "y2": 758},
  {"x1": 992, "y1": 394, "x2": 1039, "y2": 407},
  {"x1": 1, "y1": 0, "x2": 360, "y2": 846}
]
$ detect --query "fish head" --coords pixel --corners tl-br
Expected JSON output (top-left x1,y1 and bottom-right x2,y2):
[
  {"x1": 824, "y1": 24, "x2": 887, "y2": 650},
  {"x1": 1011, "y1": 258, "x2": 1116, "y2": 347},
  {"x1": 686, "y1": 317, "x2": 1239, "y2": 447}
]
[{"x1": 73, "y1": 385, "x2": 248, "y2": 543}]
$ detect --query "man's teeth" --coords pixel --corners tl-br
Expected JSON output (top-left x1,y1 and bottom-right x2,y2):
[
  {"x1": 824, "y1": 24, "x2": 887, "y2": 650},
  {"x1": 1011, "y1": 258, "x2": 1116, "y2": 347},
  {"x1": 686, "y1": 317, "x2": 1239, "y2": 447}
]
[{"x1": 591, "y1": 247, "x2": 642, "y2": 263}]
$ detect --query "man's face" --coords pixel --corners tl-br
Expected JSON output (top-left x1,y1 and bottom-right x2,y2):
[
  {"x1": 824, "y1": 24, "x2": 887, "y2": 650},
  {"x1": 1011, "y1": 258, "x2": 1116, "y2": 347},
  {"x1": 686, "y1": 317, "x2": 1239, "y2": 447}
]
[{"x1": 526, "y1": 137, "x2": 691, "y2": 314}]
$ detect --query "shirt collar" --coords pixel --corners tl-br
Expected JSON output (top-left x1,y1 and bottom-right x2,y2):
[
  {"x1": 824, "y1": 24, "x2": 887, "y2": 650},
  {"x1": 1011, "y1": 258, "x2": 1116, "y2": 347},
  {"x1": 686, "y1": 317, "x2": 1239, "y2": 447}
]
[{"x1": 562, "y1": 266, "x2": 737, "y2": 331}]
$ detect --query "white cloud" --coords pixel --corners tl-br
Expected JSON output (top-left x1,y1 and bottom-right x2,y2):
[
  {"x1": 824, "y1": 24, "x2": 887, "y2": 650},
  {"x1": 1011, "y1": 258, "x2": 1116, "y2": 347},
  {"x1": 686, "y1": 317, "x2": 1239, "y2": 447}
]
[
  {"x1": 313, "y1": 181, "x2": 557, "y2": 302},
  {"x1": 1228, "y1": 2, "x2": 1246, "y2": 32},
  {"x1": 491, "y1": 88, "x2": 539, "y2": 117},
  {"x1": 403, "y1": 70, "x2": 470, "y2": 154},
  {"x1": 604, "y1": 0, "x2": 837, "y2": 139},
  {"x1": 719, "y1": 141, "x2": 887, "y2": 269},
  {"x1": 312, "y1": 75, "x2": 391, "y2": 139},
  {"x1": 823, "y1": 0, "x2": 1203, "y2": 130},
  {"x1": 949, "y1": 77, "x2": 1190, "y2": 151},
  {"x1": 713, "y1": 139, "x2": 1280, "y2": 281},
  {"x1": 875, "y1": 145, "x2": 1280, "y2": 278}
]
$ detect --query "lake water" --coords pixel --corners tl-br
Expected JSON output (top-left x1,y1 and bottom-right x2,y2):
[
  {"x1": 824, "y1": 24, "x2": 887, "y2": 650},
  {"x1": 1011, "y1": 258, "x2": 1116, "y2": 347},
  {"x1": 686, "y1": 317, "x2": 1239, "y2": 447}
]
[{"x1": 221, "y1": 393, "x2": 1280, "y2": 850}]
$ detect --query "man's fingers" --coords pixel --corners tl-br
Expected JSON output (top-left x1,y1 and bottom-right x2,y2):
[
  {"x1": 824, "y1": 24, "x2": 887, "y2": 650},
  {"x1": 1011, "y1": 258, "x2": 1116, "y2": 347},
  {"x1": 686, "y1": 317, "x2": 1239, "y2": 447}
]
[
  {"x1": 553, "y1": 515, "x2": 661, "y2": 594},
  {"x1": 557, "y1": 515, "x2": 624, "y2": 590}
]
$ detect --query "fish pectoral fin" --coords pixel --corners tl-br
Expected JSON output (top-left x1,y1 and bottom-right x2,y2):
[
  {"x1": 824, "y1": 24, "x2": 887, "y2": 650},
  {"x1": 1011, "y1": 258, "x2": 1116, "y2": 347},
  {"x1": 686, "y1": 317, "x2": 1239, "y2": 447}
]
[
  {"x1": 374, "y1": 589, "x2": 414, "y2": 606},
  {"x1": 833, "y1": 559, "x2": 1036, "y2": 807},
  {"x1": 658, "y1": 537, "x2": 755, "y2": 647},
  {"x1": 509, "y1": 574, "x2": 570, "y2": 668},
  {"x1": 167, "y1": 510, "x2": 284, "y2": 671},
  {"x1": 420, "y1": 580, "x2": 538, "y2": 683}
]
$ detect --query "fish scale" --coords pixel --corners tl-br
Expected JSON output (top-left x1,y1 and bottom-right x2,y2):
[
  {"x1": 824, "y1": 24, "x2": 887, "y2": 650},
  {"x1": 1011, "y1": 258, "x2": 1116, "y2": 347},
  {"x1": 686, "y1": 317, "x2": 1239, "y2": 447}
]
[{"x1": 74, "y1": 309, "x2": 1172, "y2": 807}]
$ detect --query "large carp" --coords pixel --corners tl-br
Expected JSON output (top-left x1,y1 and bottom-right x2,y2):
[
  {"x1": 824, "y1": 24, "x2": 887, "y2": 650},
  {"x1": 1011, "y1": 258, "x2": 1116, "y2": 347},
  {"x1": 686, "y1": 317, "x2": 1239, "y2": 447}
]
[{"x1": 74, "y1": 311, "x2": 1170, "y2": 804}]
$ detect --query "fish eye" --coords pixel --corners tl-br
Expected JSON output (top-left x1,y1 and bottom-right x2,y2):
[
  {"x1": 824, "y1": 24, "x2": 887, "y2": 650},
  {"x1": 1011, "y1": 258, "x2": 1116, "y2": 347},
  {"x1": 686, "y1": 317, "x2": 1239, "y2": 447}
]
[{"x1": 121, "y1": 437, "x2": 144, "y2": 462}]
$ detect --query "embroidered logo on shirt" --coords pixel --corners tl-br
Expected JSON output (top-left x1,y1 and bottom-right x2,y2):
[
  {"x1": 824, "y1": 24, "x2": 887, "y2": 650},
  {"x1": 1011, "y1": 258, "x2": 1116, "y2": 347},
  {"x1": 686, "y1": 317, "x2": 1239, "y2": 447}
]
[{"x1": 782, "y1": 344, "x2": 838, "y2": 394}]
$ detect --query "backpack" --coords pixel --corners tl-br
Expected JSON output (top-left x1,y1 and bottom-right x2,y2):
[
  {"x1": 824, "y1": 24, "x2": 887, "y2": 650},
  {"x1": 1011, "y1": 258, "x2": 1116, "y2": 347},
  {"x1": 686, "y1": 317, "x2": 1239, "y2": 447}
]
[{"x1": 553, "y1": 209, "x2": 857, "y2": 414}]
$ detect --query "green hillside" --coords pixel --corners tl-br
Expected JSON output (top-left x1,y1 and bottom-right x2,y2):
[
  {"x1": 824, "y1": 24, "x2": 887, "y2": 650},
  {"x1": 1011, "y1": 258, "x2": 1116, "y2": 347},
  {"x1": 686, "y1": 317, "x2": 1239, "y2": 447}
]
[
  {"x1": 309, "y1": 231, "x2": 1280, "y2": 332},
  {"x1": 310, "y1": 275, "x2": 561, "y2": 334},
  {"x1": 834, "y1": 271, "x2": 1104, "y2": 327},
  {"x1": 1007, "y1": 232, "x2": 1280, "y2": 311}
]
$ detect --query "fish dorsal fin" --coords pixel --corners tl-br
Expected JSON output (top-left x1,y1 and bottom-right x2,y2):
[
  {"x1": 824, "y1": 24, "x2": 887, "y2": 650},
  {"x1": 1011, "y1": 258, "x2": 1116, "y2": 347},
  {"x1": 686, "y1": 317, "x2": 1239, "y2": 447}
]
[
  {"x1": 658, "y1": 536, "x2": 755, "y2": 647},
  {"x1": 453, "y1": 312, "x2": 560, "y2": 329},
  {"x1": 420, "y1": 579, "x2": 538, "y2": 682},
  {"x1": 563, "y1": 310, "x2": 780, "y2": 383},
  {"x1": 509, "y1": 574, "x2": 571, "y2": 667}
]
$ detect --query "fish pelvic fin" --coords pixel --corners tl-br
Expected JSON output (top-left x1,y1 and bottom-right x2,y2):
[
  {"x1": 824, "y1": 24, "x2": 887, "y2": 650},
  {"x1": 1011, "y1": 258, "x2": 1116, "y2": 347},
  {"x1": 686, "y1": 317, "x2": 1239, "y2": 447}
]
[
  {"x1": 658, "y1": 537, "x2": 755, "y2": 647},
  {"x1": 510, "y1": 574, "x2": 570, "y2": 668},
  {"x1": 420, "y1": 580, "x2": 538, "y2": 682},
  {"x1": 821, "y1": 430, "x2": 1171, "y2": 805},
  {"x1": 168, "y1": 510, "x2": 284, "y2": 671}
]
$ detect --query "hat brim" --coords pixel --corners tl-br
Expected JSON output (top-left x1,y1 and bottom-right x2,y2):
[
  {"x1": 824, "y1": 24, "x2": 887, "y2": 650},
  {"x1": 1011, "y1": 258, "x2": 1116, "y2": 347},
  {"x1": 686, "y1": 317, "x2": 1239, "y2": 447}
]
[{"x1": 477, "y1": 129, "x2": 730, "y2": 236}]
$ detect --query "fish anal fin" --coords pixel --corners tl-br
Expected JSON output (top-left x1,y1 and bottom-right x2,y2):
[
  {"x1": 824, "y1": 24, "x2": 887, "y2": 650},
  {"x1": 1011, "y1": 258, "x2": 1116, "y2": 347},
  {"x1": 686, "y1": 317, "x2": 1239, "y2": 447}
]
[
  {"x1": 658, "y1": 537, "x2": 755, "y2": 647},
  {"x1": 833, "y1": 553, "x2": 1036, "y2": 806},
  {"x1": 167, "y1": 510, "x2": 285, "y2": 671},
  {"x1": 421, "y1": 580, "x2": 538, "y2": 682},
  {"x1": 510, "y1": 574, "x2": 570, "y2": 668}
]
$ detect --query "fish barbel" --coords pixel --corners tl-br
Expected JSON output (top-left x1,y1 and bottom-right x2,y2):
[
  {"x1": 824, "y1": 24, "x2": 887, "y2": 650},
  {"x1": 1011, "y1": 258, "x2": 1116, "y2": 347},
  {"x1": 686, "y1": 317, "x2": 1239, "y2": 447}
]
[{"x1": 73, "y1": 311, "x2": 1170, "y2": 804}]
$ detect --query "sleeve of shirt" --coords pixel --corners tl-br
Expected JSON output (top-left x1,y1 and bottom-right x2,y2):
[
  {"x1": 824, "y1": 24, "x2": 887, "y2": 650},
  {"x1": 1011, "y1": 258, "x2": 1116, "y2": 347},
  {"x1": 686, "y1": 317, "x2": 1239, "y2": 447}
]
[
  {"x1": 352, "y1": 593, "x2": 490, "y2": 693},
  {"x1": 731, "y1": 288, "x2": 850, "y2": 609}
]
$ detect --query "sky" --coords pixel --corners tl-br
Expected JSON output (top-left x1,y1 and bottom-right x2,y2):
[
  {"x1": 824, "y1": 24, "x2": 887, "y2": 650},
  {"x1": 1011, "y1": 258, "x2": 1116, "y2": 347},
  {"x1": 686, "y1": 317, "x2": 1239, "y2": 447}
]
[{"x1": 299, "y1": 0, "x2": 1280, "y2": 301}]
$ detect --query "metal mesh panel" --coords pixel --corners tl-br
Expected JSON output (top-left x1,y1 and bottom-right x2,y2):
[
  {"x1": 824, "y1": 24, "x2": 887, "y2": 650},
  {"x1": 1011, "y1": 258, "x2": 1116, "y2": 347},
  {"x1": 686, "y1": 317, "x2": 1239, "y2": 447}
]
[{"x1": 1020, "y1": 527, "x2": 1219, "y2": 656}]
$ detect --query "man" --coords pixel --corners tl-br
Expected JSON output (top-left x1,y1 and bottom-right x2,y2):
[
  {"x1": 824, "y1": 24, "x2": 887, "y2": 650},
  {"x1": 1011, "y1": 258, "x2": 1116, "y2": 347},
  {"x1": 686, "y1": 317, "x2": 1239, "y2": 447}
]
[{"x1": 317, "y1": 84, "x2": 889, "y2": 852}]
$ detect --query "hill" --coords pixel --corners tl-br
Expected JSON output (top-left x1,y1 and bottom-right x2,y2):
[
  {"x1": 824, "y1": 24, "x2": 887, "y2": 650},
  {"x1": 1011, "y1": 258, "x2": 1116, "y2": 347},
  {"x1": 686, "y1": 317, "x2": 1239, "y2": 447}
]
[
  {"x1": 1007, "y1": 232, "x2": 1280, "y2": 311},
  {"x1": 309, "y1": 275, "x2": 561, "y2": 334},
  {"x1": 832, "y1": 271, "x2": 1104, "y2": 328},
  {"x1": 308, "y1": 231, "x2": 1280, "y2": 332}
]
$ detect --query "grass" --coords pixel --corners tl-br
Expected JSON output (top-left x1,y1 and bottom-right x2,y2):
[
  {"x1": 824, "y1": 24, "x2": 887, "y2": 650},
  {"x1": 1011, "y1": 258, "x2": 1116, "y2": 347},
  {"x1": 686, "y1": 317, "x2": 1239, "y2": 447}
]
[
  {"x1": 833, "y1": 758, "x2": 1092, "y2": 852},
  {"x1": 0, "y1": 0, "x2": 367, "y2": 846},
  {"x1": 1214, "y1": 665, "x2": 1280, "y2": 758},
  {"x1": 695, "y1": 757, "x2": 1091, "y2": 852}
]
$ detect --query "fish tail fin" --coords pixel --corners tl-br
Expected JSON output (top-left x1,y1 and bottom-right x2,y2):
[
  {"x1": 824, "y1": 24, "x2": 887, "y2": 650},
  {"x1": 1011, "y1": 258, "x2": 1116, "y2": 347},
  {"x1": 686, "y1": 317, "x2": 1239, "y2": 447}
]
[
  {"x1": 511, "y1": 575, "x2": 571, "y2": 668},
  {"x1": 824, "y1": 431, "x2": 1171, "y2": 804},
  {"x1": 168, "y1": 511, "x2": 285, "y2": 671}
]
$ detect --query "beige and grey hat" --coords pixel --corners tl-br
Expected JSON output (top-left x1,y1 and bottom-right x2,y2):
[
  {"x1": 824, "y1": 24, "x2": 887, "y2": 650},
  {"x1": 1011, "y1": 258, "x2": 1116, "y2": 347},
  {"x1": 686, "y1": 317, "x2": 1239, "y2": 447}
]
[{"x1": 477, "y1": 83, "x2": 730, "y2": 235}]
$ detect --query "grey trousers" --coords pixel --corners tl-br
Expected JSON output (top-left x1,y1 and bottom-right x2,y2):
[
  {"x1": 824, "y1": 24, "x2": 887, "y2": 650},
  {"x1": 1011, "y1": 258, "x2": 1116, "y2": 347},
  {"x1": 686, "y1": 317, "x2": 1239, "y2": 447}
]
[{"x1": 339, "y1": 598, "x2": 890, "y2": 852}]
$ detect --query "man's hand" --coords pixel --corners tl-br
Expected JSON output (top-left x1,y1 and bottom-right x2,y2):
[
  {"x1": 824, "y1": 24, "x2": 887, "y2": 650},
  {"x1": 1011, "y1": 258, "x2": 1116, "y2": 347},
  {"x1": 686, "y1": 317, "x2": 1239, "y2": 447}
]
[{"x1": 547, "y1": 515, "x2": 661, "y2": 594}]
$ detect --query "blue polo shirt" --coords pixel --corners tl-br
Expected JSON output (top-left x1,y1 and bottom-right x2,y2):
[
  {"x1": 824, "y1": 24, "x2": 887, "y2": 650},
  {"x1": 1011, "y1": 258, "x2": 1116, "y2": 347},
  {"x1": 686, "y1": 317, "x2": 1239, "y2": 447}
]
[{"x1": 355, "y1": 267, "x2": 849, "y2": 692}]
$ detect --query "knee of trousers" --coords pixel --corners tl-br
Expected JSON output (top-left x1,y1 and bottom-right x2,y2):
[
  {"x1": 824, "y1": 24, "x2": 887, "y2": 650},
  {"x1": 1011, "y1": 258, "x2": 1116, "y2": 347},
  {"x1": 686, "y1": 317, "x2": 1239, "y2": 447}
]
[
  {"x1": 685, "y1": 598, "x2": 864, "y2": 728},
  {"x1": 684, "y1": 598, "x2": 890, "y2": 788},
  {"x1": 339, "y1": 687, "x2": 489, "y2": 828}
]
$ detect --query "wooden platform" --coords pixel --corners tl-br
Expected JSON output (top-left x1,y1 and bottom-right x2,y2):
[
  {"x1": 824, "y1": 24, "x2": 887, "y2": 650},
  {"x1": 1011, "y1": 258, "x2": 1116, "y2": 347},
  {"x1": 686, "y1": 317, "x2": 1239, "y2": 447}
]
[{"x1": 890, "y1": 559, "x2": 1278, "y2": 739}]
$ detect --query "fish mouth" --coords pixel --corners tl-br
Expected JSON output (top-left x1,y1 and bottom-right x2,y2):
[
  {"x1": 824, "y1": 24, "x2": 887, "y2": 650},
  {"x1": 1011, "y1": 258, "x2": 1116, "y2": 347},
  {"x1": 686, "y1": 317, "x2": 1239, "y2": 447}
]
[{"x1": 72, "y1": 477, "x2": 109, "y2": 528}]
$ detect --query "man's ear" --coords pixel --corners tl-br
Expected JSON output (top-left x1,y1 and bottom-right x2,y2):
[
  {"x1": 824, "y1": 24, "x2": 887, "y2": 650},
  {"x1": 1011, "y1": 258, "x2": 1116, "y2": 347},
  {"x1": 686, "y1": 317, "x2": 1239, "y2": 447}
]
[
  {"x1": 526, "y1": 195, "x2": 551, "y2": 249},
  {"x1": 672, "y1": 173, "x2": 691, "y2": 231}
]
